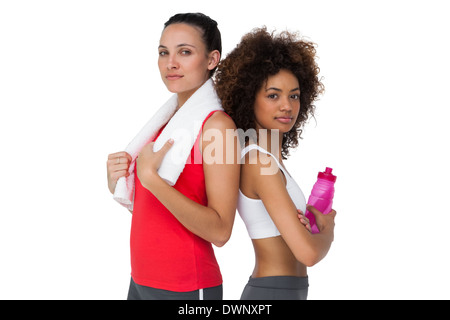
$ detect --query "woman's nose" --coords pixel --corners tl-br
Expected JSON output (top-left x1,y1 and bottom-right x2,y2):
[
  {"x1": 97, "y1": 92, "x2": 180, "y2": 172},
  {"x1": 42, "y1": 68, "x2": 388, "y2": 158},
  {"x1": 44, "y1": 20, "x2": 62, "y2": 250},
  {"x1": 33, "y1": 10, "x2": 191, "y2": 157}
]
[
  {"x1": 279, "y1": 97, "x2": 293, "y2": 111},
  {"x1": 167, "y1": 54, "x2": 180, "y2": 70}
]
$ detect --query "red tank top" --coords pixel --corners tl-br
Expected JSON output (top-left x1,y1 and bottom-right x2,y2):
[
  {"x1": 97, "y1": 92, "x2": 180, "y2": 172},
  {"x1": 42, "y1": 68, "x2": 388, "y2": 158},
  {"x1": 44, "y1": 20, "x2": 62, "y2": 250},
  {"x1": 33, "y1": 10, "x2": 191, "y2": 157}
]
[{"x1": 130, "y1": 111, "x2": 223, "y2": 292}]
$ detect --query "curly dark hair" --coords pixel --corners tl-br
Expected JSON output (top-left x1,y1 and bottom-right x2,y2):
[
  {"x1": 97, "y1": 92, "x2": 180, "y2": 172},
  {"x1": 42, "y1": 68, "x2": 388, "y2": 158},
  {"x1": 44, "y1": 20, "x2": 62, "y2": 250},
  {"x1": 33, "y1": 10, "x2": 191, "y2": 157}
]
[{"x1": 215, "y1": 27, "x2": 324, "y2": 159}]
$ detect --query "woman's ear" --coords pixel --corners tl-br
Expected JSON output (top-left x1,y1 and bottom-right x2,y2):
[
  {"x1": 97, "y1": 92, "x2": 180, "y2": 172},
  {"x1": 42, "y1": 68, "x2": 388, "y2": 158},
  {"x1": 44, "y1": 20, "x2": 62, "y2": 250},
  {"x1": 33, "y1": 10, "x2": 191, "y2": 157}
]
[{"x1": 207, "y1": 50, "x2": 221, "y2": 70}]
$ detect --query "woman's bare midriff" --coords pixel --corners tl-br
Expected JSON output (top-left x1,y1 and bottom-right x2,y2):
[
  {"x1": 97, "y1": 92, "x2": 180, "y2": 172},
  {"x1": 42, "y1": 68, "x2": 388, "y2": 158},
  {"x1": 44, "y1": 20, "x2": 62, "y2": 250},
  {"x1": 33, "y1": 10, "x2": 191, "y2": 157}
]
[{"x1": 251, "y1": 236, "x2": 307, "y2": 278}]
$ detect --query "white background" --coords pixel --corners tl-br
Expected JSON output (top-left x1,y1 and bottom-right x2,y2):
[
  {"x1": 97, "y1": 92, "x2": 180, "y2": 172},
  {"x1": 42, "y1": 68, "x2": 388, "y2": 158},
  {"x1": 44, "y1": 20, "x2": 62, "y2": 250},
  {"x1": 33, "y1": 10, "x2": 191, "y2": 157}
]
[{"x1": 1, "y1": 0, "x2": 449, "y2": 299}]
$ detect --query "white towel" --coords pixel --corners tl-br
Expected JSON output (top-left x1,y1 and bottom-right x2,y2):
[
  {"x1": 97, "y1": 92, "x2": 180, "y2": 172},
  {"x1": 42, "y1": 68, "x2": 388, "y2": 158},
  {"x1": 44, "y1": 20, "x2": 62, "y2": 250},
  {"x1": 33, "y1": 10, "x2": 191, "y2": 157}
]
[{"x1": 113, "y1": 79, "x2": 223, "y2": 210}]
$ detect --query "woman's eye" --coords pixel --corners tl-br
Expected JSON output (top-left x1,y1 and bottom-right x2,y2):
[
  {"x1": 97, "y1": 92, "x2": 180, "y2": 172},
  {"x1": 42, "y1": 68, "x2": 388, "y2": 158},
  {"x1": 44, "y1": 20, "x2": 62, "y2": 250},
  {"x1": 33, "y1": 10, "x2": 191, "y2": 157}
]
[
  {"x1": 268, "y1": 94, "x2": 278, "y2": 99},
  {"x1": 180, "y1": 50, "x2": 191, "y2": 55},
  {"x1": 159, "y1": 51, "x2": 168, "y2": 57},
  {"x1": 291, "y1": 94, "x2": 300, "y2": 100}
]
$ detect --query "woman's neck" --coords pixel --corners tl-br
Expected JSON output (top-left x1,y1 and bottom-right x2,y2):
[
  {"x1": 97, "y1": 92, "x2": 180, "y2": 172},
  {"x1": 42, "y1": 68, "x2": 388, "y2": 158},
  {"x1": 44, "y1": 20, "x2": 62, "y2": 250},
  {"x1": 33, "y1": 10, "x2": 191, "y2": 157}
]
[
  {"x1": 176, "y1": 91, "x2": 193, "y2": 110},
  {"x1": 175, "y1": 78, "x2": 209, "y2": 111},
  {"x1": 256, "y1": 129, "x2": 283, "y2": 161}
]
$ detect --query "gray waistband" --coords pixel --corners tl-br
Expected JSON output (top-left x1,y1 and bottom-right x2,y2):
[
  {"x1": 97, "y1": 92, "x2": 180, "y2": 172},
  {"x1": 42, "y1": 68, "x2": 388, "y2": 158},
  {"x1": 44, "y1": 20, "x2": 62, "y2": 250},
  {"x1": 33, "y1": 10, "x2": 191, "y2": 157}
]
[{"x1": 247, "y1": 276, "x2": 309, "y2": 290}]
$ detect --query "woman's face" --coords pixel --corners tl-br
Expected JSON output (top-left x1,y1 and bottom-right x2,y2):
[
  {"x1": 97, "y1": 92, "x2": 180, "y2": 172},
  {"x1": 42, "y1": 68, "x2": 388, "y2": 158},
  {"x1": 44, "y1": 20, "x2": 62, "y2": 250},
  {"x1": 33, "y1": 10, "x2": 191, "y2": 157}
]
[
  {"x1": 254, "y1": 69, "x2": 300, "y2": 134},
  {"x1": 158, "y1": 23, "x2": 219, "y2": 103}
]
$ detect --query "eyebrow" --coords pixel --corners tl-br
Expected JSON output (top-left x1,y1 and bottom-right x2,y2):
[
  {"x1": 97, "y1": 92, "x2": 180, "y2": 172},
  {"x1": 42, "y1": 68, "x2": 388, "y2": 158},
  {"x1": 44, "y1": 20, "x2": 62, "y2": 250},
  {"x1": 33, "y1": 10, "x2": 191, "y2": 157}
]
[
  {"x1": 158, "y1": 43, "x2": 197, "y2": 49},
  {"x1": 265, "y1": 87, "x2": 300, "y2": 92}
]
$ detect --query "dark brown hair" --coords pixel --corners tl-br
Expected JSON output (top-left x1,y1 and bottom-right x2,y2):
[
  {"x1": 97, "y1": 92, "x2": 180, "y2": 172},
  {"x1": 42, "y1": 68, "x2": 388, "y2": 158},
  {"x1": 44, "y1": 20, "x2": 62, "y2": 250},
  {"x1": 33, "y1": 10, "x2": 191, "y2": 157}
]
[
  {"x1": 164, "y1": 13, "x2": 222, "y2": 77},
  {"x1": 215, "y1": 27, "x2": 324, "y2": 159}
]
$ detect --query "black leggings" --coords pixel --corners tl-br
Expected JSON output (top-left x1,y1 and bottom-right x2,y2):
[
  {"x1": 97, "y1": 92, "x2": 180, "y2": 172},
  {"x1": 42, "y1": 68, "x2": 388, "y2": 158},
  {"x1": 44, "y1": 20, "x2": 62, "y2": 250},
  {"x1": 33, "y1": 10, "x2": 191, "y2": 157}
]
[
  {"x1": 240, "y1": 276, "x2": 309, "y2": 300},
  {"x1": 127, "y1": 277, "x2": 223, "y2": 300}
]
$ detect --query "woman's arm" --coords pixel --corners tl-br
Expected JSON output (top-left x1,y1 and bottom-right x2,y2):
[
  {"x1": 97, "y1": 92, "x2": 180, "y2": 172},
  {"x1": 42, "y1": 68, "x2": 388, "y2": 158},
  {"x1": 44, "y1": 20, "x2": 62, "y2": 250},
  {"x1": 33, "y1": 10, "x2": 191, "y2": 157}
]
[
  {"x1": 136, "y1": 112, "x2": 240, "y2": 247},
  {"x1": 243, "y1": 151, "x2": 336, "y2": 266}
]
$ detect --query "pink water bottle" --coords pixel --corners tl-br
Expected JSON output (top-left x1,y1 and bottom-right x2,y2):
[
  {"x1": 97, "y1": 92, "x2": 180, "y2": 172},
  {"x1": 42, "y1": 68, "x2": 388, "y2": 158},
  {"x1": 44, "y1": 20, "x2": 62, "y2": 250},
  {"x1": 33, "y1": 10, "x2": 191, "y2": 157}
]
[{"x1": 305, "y1": 167, "x2": 337, "y2": 234}]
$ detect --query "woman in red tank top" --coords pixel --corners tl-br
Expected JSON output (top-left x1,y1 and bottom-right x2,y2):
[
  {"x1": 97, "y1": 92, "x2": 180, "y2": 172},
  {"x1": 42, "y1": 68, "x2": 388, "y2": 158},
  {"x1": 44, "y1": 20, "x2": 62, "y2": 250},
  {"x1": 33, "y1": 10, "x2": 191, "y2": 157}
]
[{"x1": 106, "y1": 13, "x2": 240, "y2": 300}]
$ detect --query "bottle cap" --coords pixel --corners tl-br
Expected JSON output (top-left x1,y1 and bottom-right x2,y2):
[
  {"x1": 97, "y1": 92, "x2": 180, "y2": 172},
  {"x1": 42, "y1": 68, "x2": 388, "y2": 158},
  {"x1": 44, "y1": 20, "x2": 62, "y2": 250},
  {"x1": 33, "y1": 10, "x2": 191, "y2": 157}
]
[{"x1": 318, "y1": 167, "x2": 337, "y2": 182}]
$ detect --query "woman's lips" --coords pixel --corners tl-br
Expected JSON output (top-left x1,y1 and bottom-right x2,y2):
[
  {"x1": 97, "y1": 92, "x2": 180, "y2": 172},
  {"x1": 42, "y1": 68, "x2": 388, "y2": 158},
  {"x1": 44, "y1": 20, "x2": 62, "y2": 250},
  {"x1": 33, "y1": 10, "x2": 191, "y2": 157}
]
[
  {"x1": 275, "y1": 117, "x2": 293, "y2": 124},
  {"x1": 166, "y1": 74, "x2": 183, "y2": 81}
]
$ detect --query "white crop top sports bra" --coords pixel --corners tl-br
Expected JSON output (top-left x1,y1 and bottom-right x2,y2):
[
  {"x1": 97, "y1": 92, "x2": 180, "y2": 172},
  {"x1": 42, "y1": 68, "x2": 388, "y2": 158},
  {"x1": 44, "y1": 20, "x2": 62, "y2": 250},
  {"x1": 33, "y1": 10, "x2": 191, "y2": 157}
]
[{"x1": 237, "y1": 144, "x2": 307, "y2": 239}]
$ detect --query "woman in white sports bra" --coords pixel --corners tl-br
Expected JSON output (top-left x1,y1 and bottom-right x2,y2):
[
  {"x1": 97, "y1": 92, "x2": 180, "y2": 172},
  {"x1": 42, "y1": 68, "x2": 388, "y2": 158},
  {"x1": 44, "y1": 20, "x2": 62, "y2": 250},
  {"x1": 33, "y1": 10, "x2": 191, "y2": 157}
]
[{"x1": 215, "y1": 28, "x2": 336, "y2": 300}]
